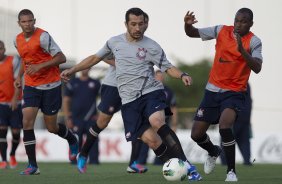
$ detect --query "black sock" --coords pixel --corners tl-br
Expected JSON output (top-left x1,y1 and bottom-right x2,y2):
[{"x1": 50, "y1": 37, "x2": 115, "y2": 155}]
[
  {"x1": 0, "y1": 129, "x2": 8, "y2": 161},
  {"x1": 129, "y1": 139, "x2": 143, "y2": 165},
  {"x1": 153, "y1": 143, "x2": 170, "y2": 163},
  {"x1": 23, "y1": 129, "x2": 37, "y2": 167},
  {"x1": 220, "y1": 128, "x2": 236, "y2": 173},
  {"x1": 57, "y1": 123, "x2": 77, "y2": 145},
  {"x1": 10, "y1": 132, "x2": 21, "y2": 156},
  {"x1": 194, "y1": 133, "x2": 218, "y2": 156},
  {"x1": 81, "y1": 123, "x2": 103, "y2": 157},
  {"x1": 157, "y1": 124, "x2": 187, "y2": 161}
]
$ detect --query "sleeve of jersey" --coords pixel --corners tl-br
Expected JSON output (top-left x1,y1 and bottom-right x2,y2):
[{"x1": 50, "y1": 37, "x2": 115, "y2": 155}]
[
  {"x1": 40, "y1": 32, "x2": 62, "y2": 56},
  {"x1": 95, "y1": 40, "x2": 112, "y2": 59},
  {"x1": 12, "y1": 55, "x2": 21, "y2": 79},
  {"x1": 149, "y1": 42, "x2": 173, "y2": 72},
  {"x1": 198, "y1": 25, "x2": 223, "y2": 41},
  {"x1": 250, "y1": 36, "x2": 263, "y2": 61}
]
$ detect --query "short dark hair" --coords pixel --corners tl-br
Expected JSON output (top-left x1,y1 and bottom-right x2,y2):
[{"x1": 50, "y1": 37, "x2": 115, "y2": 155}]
[
  {"x1": 237, "y1": 8, "x2": 253, "y2": 21},
  {"x1": 125, "y1": 7, "x2": 144, "y2": 23},
  {"x1": 144, "y1": 12, "x2": 149, "y2": 22},
  {"x1": 0, "y1": 40, "x2": 4, "y2": 46},
  {"x1": 18, "y1": 9, "x2": 34, "y2": 21}
]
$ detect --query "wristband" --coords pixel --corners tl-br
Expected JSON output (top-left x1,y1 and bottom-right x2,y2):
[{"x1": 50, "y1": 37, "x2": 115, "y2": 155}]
[{"x1": 180, "y1": 72, "x2": 189, "y2": 79}]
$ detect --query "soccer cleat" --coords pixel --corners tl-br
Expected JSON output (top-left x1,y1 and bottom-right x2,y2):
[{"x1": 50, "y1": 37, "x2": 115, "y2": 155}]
[
  {"x1": 127, "y1": 161, "x2": 148, "y2": 173},
  {"x1": 0, "y1": 161, "x2": 8, "y2": 169},
  {"x1": 69, "y1": 134, "x2": 79, "y2": 161},
  {"x1": 225, "y1": 170, "x2": 238, "y2": 182},
  {"x1": 204, "y1": 145, "x2": 222, "y2": 174},
  {"x1": 187, "y1": 165, "x2": 202, "y2": 181},
  {"x1": 77, "y1": 153, "x2": 87, "y2": 173},
  {"x1": 9, "y1": 155, "x2": 18, "y2": 169},
  {"x1": 20, "y1": 164, "x2": 40, "y2": 175}
]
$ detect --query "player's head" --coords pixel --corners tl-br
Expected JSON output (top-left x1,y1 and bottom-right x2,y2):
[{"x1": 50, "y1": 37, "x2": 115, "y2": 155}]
[
  {"x1": 155, "y1": 70, "x2": 165, "y2": 82},
  {"x1": 125, "y1": 8, "x2": 146, "y2": 41},
  {"x1": 144, "y1": 12, "x2": 149, "y2": 31},
  {"x1": 0, "y1": 40, "x2": 6, "y2": 60},
  {"x1": 234, "y1": 8, "x2": 253, "y2": 36},
  {"x1": 18, "y1": 9, "x2": 36, "y2": 35}
]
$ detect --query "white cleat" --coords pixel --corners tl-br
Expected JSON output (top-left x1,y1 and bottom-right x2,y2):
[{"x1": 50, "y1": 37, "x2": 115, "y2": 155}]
[
  {"x1": 204, "y1": 146, "x2": 222, "y2": 174},
  {"x1": 225, "y1": 170, "x2": 238, "y2": 182}
]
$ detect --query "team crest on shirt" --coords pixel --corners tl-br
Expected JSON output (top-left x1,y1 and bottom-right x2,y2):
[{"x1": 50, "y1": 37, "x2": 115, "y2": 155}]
[
  {"x1": 108, "y1": 106, "x2": 114, "y2": 113},
  {"x1": 88, "y1": 82, "x2": 95, "y2": 88},
  {"x1": 126, "y1": 132, "x2": 131, "y2": 139},
  {"x1": 197, "y1": 108, "x2": 204, "y2": 118},
  {"x1": 136, "y1": 48, "x2": 147, "y2": 60}
]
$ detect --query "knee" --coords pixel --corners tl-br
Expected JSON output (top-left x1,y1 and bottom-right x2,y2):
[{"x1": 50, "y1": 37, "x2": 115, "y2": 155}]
[
  {"x1": 191, "y1": 131, "x2": 202, "y2": 142},
  {"x1": 146, "y1": 139, "x2": 162, "y2": 150}
]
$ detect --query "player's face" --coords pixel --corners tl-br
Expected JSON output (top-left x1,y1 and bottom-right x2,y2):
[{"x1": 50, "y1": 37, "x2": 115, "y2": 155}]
[
  {"x1": 233, "y1": 12, "x2": 253, "y2": 36},
  {"x1": 0, "y1": 42, "x2": 5, "y2": 60},
  {"x1": 18, "y1": 14, "x2": 36, "y2": 36},
  {"x1": 125, "y1": 14, "x2": 146, "y2": 41}
]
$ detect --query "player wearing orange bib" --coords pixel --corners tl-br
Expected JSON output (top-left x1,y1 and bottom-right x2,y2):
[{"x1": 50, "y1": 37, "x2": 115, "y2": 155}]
[
  {"x1": 184, "y1": 8, "x2": 262, "y2": 181},
  {"x1": 14, "y1": 9, "x2": 79, "y2": 175},
  {"x1": 0, "y1": 40, "x2": 22, "y2": 169}
]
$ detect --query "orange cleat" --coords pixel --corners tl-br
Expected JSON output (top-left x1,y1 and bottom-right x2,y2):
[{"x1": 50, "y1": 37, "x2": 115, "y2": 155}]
[
  {"x1": 9, "y1": 156, "x2": 18, "y2": 169},
  {"x1": 0, "y1": 161, "x2": 8, "y2": 169}
]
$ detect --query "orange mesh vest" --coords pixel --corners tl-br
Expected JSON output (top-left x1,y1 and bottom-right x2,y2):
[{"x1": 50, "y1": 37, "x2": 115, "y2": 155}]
[
  {"x1": 16, "y1": 28, "x2": 61, "y2": 86},
  {"x1": 0, "y1": 56, "x2": 22, "y2": 102},
  {"x1": 208, "y1": 26, "x2": 254, "y2": 91}
]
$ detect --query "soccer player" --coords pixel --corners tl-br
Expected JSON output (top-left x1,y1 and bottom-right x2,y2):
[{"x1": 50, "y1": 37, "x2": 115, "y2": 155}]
[
  {"x1": 63, "y1": 68, "x2": 101, "y2": 164},
  {"x1": 14, "y1": 9, "x2": 79, "y2": 175},
  {"x1": 134, "y1": 70, "x2": 179, "y2": 166},
  {"x1": 61, "y1": 8, "x2": 202, "y2": 181},
  {"x1": 0, "y1": 40, "x2": 22, "y2": 169},
  {"x1": 184, "y1": 8, "x2": 262, "y2": 181}
]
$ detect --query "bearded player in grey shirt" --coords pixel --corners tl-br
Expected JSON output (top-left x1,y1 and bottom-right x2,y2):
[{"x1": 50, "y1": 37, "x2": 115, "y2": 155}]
[{"x1": 61, "y1": 7, "x2": 202, "y2": 181}]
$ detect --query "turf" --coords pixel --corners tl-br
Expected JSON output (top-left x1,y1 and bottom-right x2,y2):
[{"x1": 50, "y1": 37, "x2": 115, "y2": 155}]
[{"x1": 0, "y1": 163, "x2": 281, "y2": 184}]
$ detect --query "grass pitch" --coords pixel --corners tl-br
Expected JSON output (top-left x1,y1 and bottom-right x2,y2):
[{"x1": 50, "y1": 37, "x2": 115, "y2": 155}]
[{"x1": 0, "y1": 162, "x2": 281, "y2": 184}]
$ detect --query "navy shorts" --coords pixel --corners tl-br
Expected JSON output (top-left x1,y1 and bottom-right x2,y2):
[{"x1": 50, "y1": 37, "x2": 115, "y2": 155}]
[
  {"x1": 0, "y1": 104, "x2": 23, "y2": 128},
  {"x1": 194, "y1": 90, "x2": 247, "y2": 124},
  {"x1": 97, "y1": 85, "x2": 122, "y2": 115},
  {"x1": 121, "y1": 89, "x2": 167, "y2": 141},
  {"x1": 22, "y1": 85, "x2": 62, "y2": 115}
]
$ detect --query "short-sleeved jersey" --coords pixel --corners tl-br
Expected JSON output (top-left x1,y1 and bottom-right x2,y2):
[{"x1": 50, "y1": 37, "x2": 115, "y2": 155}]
[
  {"x1": 199, "y1": 25, "x2": 263, "y2": 91},
  {"x1": 96, "y1": 33, "x2": 173, "y2": 104},
  {"x1": 64, "y1": 77, "x2": 101, "y2": 120},
  {"x1": 15, "y1": 28, "x2": 62, "y2": 87},
  {"x1": 0, "y1": 55, "x2": 22, "y2": 103}
]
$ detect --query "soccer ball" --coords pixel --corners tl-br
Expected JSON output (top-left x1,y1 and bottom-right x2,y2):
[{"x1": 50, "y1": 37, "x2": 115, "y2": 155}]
[{"x1": 162, "y1": 158, "x2": 187, "y2": 181}]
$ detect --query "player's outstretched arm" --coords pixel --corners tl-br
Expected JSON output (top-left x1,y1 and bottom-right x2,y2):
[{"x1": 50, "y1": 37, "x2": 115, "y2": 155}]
[
  {"x1": 61, "y1": 54, "x2": 101, "y2": 82},
  {"x1": 166, "y1": 66, "x2": 192, "y2": 86},
  {"x1": 184, "y1": 11, "x2": 200, "y2": 38}
]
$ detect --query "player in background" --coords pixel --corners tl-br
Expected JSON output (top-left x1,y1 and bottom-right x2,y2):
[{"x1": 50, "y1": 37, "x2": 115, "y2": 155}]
[
  {"x1": 61, "y1": 7, "x2": 202, "y2": 181},
  {"x1": 0, "y1": 40, "x2": 22, "y2": 169},
  {"x1": 63, "y1": 69, "x2": 101, "y2": 165},
  {"x1": 14, "y1": 9, "x2": 79, "y2": 175},
  {"x1": 184, "y1": 8, "x2": 262, "y2": 181}
]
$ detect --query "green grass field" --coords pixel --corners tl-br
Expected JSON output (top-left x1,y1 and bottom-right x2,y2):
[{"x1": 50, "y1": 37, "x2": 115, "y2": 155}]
[{"x1": 0, "y1": 163, "x2": 281, "y2": 184}]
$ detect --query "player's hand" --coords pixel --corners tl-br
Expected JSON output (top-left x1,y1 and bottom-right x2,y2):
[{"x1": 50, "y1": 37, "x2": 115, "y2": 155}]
[
  {"x1": 10, "y1": 99, "x2": 18, "y2": 111},
  {"x1": 184, "y1": 11, "x2": 198, "y2": 25},
  {"x1": 25, "y1": 64, "x2": 42, "y2": 75},
  {"x1": 235, "y1": 33, "x2": 244, "y2": 53},
  {"x1": 182, "y1": 75, "x2": 193, "y2": 86},
  {"x1": 14, "y1": 77, "x2": 22, "y2": 89},
  {"x1": 60, "y1": 69, "x2": 73, "y2": 82}
]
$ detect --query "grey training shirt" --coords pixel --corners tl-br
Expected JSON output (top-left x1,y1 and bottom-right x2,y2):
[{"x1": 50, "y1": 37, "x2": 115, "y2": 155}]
[{"x1": 96, "y1": 33, "x2": 173, "y2": 104}]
